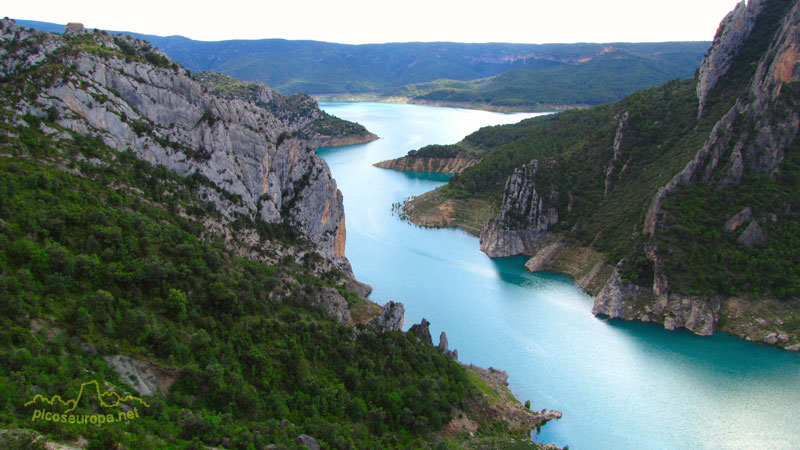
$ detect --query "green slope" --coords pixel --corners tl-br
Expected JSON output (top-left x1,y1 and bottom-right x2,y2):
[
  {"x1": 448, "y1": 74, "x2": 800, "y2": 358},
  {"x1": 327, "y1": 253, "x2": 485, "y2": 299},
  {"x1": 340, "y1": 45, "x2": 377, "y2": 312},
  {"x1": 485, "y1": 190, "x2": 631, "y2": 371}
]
[
  {"x1": 0, "y1": 22, "x2": 551, "y2": 450},
  {"x1": 399, "y1": 50, "x2": 703, "y2": 107},
  {"x1": 417, "y1": 0, "x2": 800, "y2": 300}
]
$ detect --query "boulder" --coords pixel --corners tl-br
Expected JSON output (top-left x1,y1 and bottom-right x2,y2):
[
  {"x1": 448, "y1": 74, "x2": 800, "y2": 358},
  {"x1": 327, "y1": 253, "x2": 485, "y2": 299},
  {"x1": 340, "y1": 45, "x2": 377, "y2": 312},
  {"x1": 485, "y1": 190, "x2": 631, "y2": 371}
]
[
  {"x1": 738, "y1": 221, "x2": 767, "y2": 247},
  {"x1": 295, "y1": 434, "x2": 320, "y2": 450}
]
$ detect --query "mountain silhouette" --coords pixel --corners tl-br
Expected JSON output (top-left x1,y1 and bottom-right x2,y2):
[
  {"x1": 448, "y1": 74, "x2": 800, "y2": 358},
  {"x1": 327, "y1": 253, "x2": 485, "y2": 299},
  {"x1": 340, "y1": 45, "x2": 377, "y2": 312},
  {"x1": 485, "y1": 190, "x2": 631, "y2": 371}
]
[{"x1": 25, "y1": 380, "x2": 149, "y2": 413}]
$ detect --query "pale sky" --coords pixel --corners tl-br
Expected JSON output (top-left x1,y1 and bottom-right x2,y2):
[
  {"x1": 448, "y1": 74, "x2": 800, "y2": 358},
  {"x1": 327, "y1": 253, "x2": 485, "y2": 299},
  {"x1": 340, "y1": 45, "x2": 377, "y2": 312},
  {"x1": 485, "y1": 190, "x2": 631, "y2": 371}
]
[{"x1": 6, "y1": 0, "x2": 743, "y2": 44}]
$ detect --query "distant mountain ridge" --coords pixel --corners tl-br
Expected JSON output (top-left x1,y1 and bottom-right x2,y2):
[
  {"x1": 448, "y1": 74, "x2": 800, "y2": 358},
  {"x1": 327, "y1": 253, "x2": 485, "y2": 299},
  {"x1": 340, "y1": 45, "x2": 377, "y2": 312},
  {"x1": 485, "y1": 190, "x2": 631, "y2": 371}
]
[{"x1": 16, "y1": 19, "x2": 709, "y2": 109}]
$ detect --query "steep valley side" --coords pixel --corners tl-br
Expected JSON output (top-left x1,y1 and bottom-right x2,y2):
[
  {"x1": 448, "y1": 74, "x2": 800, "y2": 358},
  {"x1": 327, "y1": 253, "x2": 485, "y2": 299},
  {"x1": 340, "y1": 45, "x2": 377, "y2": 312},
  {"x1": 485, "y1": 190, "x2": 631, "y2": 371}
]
[
  {"x1": 398, "y1": 0, "x2": 800, "y2": 350},
  {"x1": 0, "y1": 20, "x2": 558, "y2": 449}
]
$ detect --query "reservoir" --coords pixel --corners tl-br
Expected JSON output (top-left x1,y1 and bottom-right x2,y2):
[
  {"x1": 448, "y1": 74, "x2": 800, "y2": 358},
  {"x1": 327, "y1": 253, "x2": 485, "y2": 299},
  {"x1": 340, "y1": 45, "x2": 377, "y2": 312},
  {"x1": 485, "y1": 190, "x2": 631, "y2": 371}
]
[{"x1": 317, "y1": 102, "x2": 800, "y2": 450}]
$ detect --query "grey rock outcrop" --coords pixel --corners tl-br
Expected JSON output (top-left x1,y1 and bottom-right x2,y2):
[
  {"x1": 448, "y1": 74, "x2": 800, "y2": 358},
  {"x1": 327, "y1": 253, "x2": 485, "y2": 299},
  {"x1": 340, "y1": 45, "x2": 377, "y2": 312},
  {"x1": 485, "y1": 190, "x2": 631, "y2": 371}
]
[
  {"x1": 0, "y1": 19, "x2": 369, "y2": 274},
  {"x1": 738, "y1": 221, "x2": 767, "y2": 247},
  {"x1": 697, "y1": 0, "x2": 765, "y2": 117},
  {"x1": 408, "y1": 318, "x2": 433, "y2": 345},
  {"x1": 374, "y1": 154, "x2": 477, "y2": 174},
  {"x1": 65, "y1": 23, "x2": 85, "y2": 35},
  {"x1": 103, "y1": 355, "x2": 180, "y2": 396},
  {"x1": 437, "y1": 331, "x2": 458, "y2": 360},
  {"x1": 524, "y1": 240, "x2": 564, "y2": 272},
  {"x1": 592, "y1": 263, "x2": 654, "y2": 322},
  {"x1": 604, "y1": 111, "x2": 629, "y2": 195},
  {"x1": 312, "y1": 287, "x2": 351, "y2": 325},
  {"x1": 370, "y1": 301, "x2": 405, "y2": 333},
  {"x1": 295, "y1": 435, "x2": 320, "y2": 450},
  {"x1": 593, "y1": 262, "x2": 719, "y2": 336},
  {"x1": 725, "y1": 207, "x2": 753, "y2": 232},
  {"x1": 479, "y1": 160, "x2": 558, "y2": 257}
]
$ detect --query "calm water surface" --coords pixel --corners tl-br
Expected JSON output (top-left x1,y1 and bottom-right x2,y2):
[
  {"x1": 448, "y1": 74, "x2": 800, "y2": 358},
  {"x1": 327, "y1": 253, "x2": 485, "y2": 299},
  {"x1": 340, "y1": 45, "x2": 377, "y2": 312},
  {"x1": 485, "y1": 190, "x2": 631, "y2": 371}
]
[{"x1": 317, "y1": 102, "x2": 800, "y2": 450}]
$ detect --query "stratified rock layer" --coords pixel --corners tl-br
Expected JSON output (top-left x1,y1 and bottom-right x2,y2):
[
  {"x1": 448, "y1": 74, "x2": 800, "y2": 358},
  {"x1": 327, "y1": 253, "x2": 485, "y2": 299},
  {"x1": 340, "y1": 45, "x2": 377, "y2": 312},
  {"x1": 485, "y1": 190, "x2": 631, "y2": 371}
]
[{"x1": 479, "y1": 160, "x2": 558, "y2": 257}]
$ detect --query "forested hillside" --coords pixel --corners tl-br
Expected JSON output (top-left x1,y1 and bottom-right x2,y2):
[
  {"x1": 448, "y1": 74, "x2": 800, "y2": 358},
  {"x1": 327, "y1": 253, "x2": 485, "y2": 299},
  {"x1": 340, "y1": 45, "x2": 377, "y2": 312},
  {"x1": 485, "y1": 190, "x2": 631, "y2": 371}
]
[
  {"x1": 400, "y1": 0, "x2": 800, "y2": 347},
  {"x1": 0, "y1": 20, "x2": 557, "y2": 449}
]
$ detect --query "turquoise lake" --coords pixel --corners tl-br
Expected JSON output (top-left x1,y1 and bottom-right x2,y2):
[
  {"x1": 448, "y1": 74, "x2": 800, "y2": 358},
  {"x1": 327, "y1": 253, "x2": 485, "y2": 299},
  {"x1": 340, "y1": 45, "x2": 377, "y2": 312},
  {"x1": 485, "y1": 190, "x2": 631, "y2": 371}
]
[{"x1": 317, "y1": 102, "x2": 800, "y2": 450}]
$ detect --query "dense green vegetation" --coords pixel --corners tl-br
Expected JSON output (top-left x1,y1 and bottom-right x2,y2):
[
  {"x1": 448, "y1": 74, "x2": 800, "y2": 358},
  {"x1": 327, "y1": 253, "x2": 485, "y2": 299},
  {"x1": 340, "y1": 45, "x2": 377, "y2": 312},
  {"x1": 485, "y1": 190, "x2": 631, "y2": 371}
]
[
  {"x1": 17, "y1": 20, "x2": 708, "y2": 109},
  {"x1": 440, "y1": 77, "x2": 705, "y2": 263},
  {"x1": 651, "y1": 0, "x2": 800, "y2": 298},
  {"x1": 0, "y1": 116, "x2": 476, "y2": 449},
  {"x1": 396, "y1": 51, "x2": 703, "y2": 108},
  {"x1": 0, "y1": 22, "x2": 552, "y2": 448},
  {"x1": 424, "y1": 0, "x2": 799, "y2": 299},
  {"x1": 658, "y1": 164, "x2": 800, "y2": 298},
  {"x1": 406, "y1": 144, "x2": 461, "y2": 159}
]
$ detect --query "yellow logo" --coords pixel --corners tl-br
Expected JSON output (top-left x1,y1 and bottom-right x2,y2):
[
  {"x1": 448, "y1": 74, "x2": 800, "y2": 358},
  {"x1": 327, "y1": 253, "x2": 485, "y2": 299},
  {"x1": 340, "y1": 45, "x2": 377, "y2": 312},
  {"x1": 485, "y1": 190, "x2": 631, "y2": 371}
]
[{"x1": 26, "y1": 380, "x2": 149, "y2": 426}]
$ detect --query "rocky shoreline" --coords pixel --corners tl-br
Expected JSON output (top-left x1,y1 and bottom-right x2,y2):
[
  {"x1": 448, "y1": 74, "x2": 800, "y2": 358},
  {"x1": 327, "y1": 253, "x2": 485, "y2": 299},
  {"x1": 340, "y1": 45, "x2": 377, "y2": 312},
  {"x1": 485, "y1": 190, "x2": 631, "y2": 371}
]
[
  {"x1": 402, "y1": 190, "x2": 800, "y2": 352},
  {"x1": 398, "y1": 0, "x2": 800, "y2": 352},
  {"x1": 374, "y1": 154, "x2": 476, "y2": 173}
]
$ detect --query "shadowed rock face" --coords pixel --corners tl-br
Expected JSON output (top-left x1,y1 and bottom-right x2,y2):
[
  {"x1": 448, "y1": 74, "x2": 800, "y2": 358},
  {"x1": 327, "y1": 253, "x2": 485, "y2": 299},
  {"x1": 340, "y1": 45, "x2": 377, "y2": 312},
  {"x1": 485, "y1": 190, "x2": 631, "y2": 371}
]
[
  {"x1": 408, "y1": 318, "x2": 433, "y2": 345},
  {"x1": 0, "y1": 19, "x2": 366, "y2": 273},
  {"x1": 479, "y1": 160, "x2": 557, "y2": 258}
]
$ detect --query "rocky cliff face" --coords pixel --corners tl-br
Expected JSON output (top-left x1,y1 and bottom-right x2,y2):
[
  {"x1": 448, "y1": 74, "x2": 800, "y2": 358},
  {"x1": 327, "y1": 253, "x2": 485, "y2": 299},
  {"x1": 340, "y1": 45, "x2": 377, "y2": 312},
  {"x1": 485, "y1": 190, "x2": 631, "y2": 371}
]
[
  {"x1": 596, "y1": 0, "x2": 800, "y2": 345},
  {"x1": 0, "y1": 19, "x2": 367, "y2": 273},
  {"x1": 697, "y1": 0, "x2": 766, "y2": 117},
  {"x1": 592, "y1": 260, "x2": 720, "y2": 336},
  {"x1": 604, "y1": 111, "x2": 629, "y2": 195},
  {"x1": 368, "y1": 301, "x2": 405, "y2": 333},
  {"x1": 192, "y1": 71, "x2": 378, "y2": 150},
  {"x1": 479, "y1": 160, "x2": 558, "y2": 257}
]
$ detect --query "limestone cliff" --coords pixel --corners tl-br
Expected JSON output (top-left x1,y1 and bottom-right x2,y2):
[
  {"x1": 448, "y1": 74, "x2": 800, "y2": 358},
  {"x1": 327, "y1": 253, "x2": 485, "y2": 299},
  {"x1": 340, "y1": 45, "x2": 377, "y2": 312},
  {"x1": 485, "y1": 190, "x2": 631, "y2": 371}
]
[
  {"x1": 0, "y1": 19, "x2": 369, "y2": 274},
  {"x1": 697, "y1": 0, "x2": 766, "y2": 117},
  {"x1": 479, "y1": 160, "x2": 558, "y2": 257},
  {"x1": 193, "y1": 71, "x2": 378, "y2": 150}
]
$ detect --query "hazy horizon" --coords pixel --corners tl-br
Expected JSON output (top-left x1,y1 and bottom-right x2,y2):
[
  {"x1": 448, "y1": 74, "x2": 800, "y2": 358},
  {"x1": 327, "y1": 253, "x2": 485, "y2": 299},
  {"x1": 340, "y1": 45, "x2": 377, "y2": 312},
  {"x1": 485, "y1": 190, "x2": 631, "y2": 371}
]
[{"x1": 7, "y1": 0, "x2": 741, "y2": 45}]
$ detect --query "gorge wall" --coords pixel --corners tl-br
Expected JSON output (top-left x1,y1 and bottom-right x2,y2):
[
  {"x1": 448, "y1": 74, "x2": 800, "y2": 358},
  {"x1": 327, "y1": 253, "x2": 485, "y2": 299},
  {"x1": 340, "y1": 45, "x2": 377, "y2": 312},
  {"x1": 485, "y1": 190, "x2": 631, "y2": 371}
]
[{"x1": 0, "y1": 19, "x2": 373, "y2": 274}]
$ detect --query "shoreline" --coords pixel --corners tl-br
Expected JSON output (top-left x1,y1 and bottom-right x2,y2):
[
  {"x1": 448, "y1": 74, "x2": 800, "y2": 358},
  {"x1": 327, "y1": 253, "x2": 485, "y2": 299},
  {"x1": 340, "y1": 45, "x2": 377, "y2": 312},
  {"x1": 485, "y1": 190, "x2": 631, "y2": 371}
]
[
  {"x1": 313, "y1": 93, "x2": 585, "y2": 113},
  {"x1": 398, "y1": 187, "x2": 800, "y2": 352}
]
